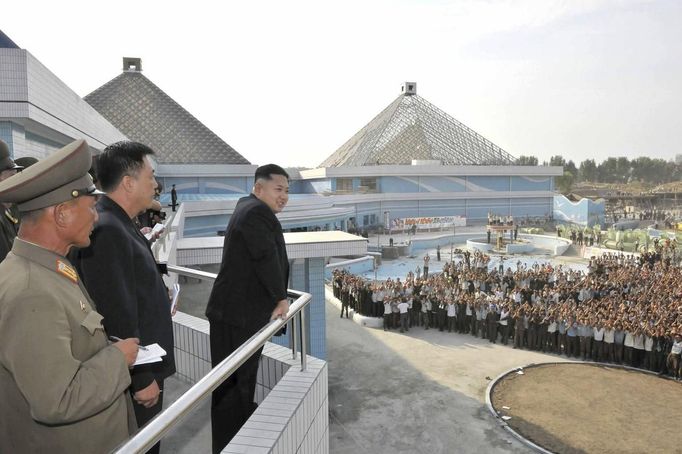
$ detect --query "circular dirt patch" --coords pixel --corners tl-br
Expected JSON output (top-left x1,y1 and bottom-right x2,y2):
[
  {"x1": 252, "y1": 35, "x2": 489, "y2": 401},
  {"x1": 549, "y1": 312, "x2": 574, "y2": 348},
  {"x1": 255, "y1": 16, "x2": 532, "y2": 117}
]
[{"x1": 491, "y1": 363, "x2": 682, "y2": 454}]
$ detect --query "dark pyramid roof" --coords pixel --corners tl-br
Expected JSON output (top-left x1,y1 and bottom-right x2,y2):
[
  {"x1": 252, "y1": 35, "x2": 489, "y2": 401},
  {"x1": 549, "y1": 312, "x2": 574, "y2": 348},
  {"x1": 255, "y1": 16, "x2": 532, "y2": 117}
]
[
  {"x1": 320, "y1": 84, "x2": 516, "y2": 167},
  {"x1": 0, "y1": 30, "x2": 19, "y2": 48},
  {"x1": 85, "y1": 68, "x2": 249, "y2": 165}
]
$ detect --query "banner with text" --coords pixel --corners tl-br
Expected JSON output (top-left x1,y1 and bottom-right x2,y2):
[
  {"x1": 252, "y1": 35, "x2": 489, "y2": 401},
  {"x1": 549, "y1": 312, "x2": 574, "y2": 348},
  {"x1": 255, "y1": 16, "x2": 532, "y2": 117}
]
[{"x1": 392, "y1": 216, "x2": 467, "y2": 230}]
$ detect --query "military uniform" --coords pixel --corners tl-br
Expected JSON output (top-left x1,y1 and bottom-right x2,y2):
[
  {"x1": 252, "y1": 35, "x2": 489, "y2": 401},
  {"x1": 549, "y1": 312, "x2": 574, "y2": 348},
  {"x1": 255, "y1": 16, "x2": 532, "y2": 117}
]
[
  {"x1": 0, "y1": 139, "x2": 136, "y2": 453},
  {"x1": 0, "y1": 240, "x2": 135, "y2": 453}
]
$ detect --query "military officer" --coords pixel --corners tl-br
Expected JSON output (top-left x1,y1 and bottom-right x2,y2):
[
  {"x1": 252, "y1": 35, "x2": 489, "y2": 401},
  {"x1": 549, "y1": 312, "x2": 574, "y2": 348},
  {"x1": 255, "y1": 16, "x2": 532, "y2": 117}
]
[
  {"x1": 0, "y1": 139, "x2": 139, "y2": 453},
  {"x1": 0, "y1": 139, "x2": 23, "y2": 261}
]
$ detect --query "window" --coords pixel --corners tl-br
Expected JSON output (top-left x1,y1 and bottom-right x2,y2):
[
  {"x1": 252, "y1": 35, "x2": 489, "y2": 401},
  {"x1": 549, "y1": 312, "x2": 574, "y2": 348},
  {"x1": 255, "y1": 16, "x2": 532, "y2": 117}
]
[
  {"x1": 336, "y1": 178, "x2": 352, "y2": 192},
  {"x1": 358, "y1": 177, "x2": 377, "y2": 192}
]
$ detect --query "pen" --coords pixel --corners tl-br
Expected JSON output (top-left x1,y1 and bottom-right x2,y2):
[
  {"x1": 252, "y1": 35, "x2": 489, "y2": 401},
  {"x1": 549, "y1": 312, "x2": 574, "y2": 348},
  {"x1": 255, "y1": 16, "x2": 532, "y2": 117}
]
[{"x1": 109, "y1": 335, "x2": 148, "y2": 351}]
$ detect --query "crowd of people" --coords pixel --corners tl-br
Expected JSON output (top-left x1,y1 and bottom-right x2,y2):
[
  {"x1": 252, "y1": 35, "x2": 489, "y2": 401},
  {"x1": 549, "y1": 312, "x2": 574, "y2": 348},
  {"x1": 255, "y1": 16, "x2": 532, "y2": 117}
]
[{"x1": 331, "y1": 248, "x2": 682, "y2": 380}]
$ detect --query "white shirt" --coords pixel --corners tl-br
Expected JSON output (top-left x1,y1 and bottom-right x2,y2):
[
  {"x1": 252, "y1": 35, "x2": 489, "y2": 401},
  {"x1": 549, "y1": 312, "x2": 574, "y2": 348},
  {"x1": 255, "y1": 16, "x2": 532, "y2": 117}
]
[
  {"x1": 593, "y1": 327, "x2": 605, "y2": 341},
  {"x1": 499, "y1": 309, "x2": 509, "y2": 326},
  {"x1": 604, "y1": 329, "x2": 615, "y2": 343},
  {"x1": 447, "y1": 304, "x2": 457, "y2": 317},
  {"x1": 672, "y1": 340, "x2": 682, "y2": 355},
  {"x1": 633, "y1": 334, "x2": 645, "y2": 350},
  {"x1": 398, "y1": 302, "x2": 409, "y2": 314},
  {"x1": 624, "y1": 331, "x2": 634, "y2": 348}
]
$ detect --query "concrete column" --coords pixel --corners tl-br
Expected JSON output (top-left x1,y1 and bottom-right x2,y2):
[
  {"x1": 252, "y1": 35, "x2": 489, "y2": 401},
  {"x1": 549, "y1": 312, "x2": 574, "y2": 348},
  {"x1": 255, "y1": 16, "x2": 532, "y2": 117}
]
[{"x1": 271, "y1": 257, "x2": 327, "y2": 359}]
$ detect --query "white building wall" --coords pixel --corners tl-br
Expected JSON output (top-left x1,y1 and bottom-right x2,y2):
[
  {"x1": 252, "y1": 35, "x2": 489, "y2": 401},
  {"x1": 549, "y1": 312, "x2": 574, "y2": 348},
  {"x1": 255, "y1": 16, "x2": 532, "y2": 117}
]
[{"x1": 0, "y1": 48, "x2": 126, "y2": 156}]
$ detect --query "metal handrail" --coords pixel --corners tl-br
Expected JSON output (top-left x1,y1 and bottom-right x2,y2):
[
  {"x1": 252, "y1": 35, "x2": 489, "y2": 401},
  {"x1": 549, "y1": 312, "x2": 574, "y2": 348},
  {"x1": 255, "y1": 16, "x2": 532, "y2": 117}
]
[{"x1": 113, "y1": 264, "x2": 312, "y2": 454}]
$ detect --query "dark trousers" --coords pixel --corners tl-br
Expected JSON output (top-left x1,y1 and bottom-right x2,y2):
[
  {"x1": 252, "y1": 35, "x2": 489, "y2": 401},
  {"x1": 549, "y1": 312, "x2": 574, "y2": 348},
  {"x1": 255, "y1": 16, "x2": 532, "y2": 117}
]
[
  {"x1": 209, "y1": 321, "x2": 263, "y2": 454},
  {"x1": 615, "y1": 343, "x2": 624, "y2": 363},
  {"x1": 487, "y1": 321, "x2": 497, "y2": 343},
  {"x1": 410, "y1": 309, "x2": 419, "y2": 327},
  {"x1": 592, "y1": 340, "x2": 604, "y2": 362},
  {"x1": 579, "y1": 336, "x2": 592, "y2": 360},
  {"x1": 447, "y1": 316, "x2": 456, "y2": 332},
  {"x1": 132, "y1": 380, "x2": 165, "y2": 454},
  {"x1": 422, "y1": 312, "x2": 431, "y2": 329},
  {"x1": 499, "y1": 324, "x2": 509, "y2": 345},
  {"x1": 624, "y1": 346, "x2": 633, "y2": 366},
  {"x1": 400, "y1": 313, "x2": 409, "y2": 332},
  {"x1": 527, "y1": 326, "x2": 536, "y2": 350},
  {"x1": 568, "y1": 336, "x2": 579, "y2": 357},
  {"x1": 559, "y1": 333, "x2": 567, "y2": 354},
  {"x1": 546, "y1": 331, "x2": 557, "y2": 353},
  {"x1": 604, "y1": 342, "x2": 615, "y2": 362},
  {"x1": 514, "y1": 327, "x2": 525, "y2": 348}
]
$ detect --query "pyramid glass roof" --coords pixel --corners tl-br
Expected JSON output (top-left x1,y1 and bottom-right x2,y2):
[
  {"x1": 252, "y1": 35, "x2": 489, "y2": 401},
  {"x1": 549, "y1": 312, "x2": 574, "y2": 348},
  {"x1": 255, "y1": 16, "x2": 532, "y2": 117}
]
[{"x1": 320, "y1": 85, "x2": 516, "y2": 167}]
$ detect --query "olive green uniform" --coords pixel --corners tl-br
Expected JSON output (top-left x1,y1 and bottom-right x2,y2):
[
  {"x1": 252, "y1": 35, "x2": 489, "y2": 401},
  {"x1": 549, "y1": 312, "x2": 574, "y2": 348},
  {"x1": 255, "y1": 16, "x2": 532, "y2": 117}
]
[{"x1": 0, "y1": 239, "x2": 136, "y2": 453}]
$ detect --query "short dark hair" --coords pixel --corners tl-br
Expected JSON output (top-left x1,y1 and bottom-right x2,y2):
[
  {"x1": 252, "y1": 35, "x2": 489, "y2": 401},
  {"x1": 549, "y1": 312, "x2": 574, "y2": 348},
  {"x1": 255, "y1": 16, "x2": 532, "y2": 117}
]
[
  {"x1": 97, "y1": 141, "x2": 155, "y2": 192},
  {"x1": 255, "y1": 164, "x2": 288, "y2": 182}
]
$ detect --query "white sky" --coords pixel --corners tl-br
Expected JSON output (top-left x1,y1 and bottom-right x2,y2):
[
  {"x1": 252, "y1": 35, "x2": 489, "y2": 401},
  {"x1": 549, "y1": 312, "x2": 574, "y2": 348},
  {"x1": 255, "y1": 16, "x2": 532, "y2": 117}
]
[{"x1": 3, "y1": 0, "x2": 681, "y2": 168}]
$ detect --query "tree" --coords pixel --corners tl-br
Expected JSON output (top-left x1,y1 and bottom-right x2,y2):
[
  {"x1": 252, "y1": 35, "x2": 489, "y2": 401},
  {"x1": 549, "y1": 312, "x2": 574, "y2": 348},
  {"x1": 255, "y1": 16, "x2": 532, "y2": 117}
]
[
  {"x1": 515, "y1": 155, "x2": 538, "y2": 166},
  {"x1": 598, "y1": 157, "x2": 627, "y2": 183},
  {"x1": 555, "y1": 171, "x2": 575, "y2": 194},
  {"x1": 549, "y1": 155, "x2": 566, "y2": 167},
  {"x1": 579, "y1": 159, "x2": 598, "y2": 182}
]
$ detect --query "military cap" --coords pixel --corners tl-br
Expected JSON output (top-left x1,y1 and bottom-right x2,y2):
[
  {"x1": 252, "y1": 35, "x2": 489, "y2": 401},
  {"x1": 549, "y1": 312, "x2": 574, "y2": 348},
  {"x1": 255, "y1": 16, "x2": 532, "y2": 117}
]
[
  {"x1": 0, "y1": 139, "x2": 104, "y2": 212},
  {"x1": 14, "y1": 156, "x2": 39, "y2": 169},
  {"x1": 0, "y1": 140, "x2": 23, "y2": 172}
]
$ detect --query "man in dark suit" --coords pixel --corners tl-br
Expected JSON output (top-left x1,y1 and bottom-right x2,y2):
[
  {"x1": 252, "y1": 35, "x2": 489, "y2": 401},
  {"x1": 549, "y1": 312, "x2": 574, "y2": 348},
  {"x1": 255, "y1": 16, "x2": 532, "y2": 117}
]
[
  {"x1": 0, "y1": 139, "x2": 23, "y2": 262},
  {"x1": 70, "y1": 141, "x2": 175, "y2": 454},
  {"x1": 206, "y1": 164, "x2": 290, "y2": 453}
]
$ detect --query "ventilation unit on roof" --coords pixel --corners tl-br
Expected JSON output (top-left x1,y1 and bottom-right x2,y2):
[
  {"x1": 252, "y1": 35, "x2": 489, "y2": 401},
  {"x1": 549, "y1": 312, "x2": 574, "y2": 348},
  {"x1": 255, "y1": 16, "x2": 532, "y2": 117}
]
[
  {"x1": 401, "y1": 82, "x2": 417, "y2": 95},
  {"x1": 123, "y1": 57, "x2": 142, "y2": 72}
]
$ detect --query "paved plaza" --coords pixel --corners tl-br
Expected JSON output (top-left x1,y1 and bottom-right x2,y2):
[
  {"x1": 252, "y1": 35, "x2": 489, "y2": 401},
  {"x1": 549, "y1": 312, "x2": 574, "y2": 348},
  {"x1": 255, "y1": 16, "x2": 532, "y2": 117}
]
[{"x1": 325, "y1": 287, "x2": 572, "y2": 454}]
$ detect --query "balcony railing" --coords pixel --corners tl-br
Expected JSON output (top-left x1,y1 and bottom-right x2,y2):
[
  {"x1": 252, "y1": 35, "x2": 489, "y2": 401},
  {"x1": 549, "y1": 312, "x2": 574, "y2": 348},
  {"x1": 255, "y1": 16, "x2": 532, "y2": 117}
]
[{"x1": 113, "y1": 264, "x2": 312, "y2": 454}]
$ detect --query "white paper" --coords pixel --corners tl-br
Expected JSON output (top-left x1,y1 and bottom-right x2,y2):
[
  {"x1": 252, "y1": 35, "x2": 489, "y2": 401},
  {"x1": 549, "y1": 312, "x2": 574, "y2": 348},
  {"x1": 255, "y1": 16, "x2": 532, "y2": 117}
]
[
  {"x1": 144, "y1": 222, "x2": 165, "y2": 240},
  {"x1": 501, "y1": 416, "x2": 512, "y2": 421},
  {"x1": 170, "y1": 283, "x2": 180, "y2": 314},
  {"x1": 133, "y1": 343, "x2": 167, "y2": 366}
]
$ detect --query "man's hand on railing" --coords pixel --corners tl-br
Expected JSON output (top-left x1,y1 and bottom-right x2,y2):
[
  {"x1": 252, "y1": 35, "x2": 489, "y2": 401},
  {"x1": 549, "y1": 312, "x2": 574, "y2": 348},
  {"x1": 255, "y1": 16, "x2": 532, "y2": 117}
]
[{"x1": 271, "y1": 299, "x2": 290, "y2": 320}]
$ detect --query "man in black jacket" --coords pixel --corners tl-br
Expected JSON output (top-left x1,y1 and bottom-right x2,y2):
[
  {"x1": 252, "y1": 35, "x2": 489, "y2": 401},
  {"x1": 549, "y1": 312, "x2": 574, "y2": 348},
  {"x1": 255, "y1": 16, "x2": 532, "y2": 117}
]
[
  {"x1": 205, "y1": 164, "x2": 290, "y2": 453},
  {"x1": 70, "y1": 141, "x2": 175, "y2": 454},
  {"x1": 0, "y1": 139, "x2": 23, "y2": 262}
]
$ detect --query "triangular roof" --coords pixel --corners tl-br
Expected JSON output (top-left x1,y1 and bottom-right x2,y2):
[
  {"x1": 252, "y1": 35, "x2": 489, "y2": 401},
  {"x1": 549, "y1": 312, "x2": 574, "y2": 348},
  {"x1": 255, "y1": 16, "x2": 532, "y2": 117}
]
[
  {"x1": 320, "y1": 84, "x2": 516, "y2": 167},
  {"x1": 85, "y1": 65, "x2": 249, "y2": 165}
]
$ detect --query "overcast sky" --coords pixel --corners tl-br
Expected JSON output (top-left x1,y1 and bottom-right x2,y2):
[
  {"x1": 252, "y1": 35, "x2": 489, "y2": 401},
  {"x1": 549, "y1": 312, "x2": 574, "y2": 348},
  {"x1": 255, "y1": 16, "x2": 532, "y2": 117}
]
[{"x1": 4, "y1": 0, "x2": 681, "y2": 168}]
